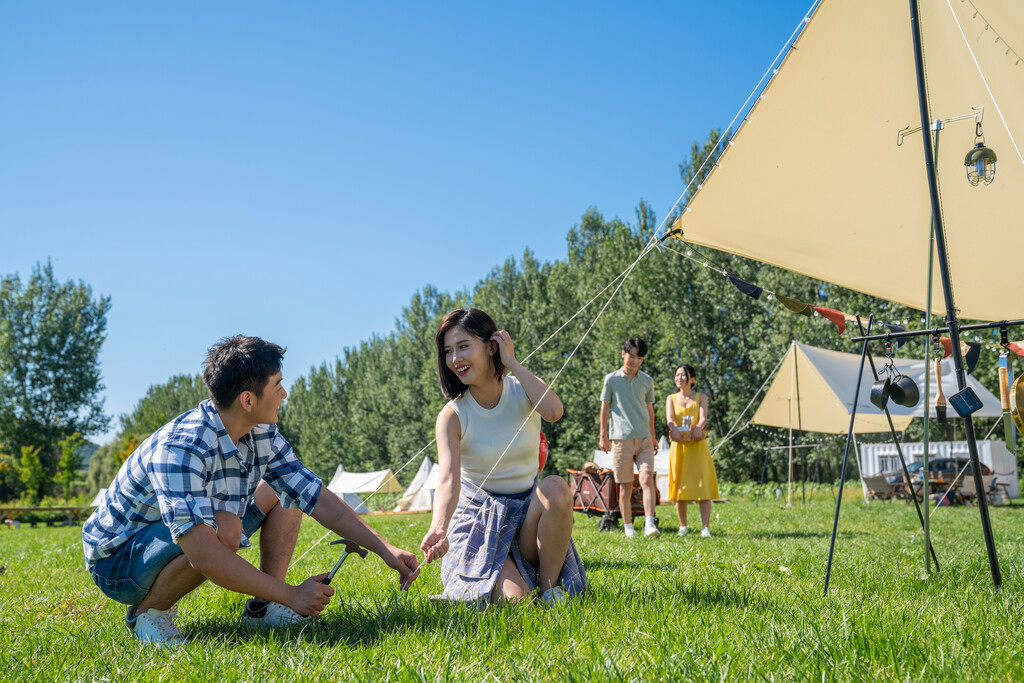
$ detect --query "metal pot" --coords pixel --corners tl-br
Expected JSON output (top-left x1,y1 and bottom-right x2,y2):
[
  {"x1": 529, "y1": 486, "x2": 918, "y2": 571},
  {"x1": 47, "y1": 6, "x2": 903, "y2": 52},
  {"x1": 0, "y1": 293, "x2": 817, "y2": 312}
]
[
  {"x1": 870, "y1": 376, "x2": 891, "y2": 411},
  {"x1": 889, "y1": 373, "x2": 920, "y2": 408}
]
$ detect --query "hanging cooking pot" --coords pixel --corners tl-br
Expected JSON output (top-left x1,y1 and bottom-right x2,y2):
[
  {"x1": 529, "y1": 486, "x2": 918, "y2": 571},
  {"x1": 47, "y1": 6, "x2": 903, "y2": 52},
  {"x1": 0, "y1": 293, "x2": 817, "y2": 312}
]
[
  {"x1": 870, "y1": 376, "x2": 891, "y2": 411},
  {"x1": 889, "y1": 373, "x2": 920, "y2": 408}
]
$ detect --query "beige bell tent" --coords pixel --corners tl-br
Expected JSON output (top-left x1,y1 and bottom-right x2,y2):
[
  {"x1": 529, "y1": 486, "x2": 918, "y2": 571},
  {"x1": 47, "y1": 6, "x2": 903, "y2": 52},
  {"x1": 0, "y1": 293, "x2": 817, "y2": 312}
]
[
  {"x1": 393, "y1": 456, "x2": 438, "y2": 513},
  {"x1": 751, "y1": 341, "x2": 1003, "y2": 434},
  {"x1": 671, "y1": 0, "x2": 1024, "y2": 322},
  {"x1": 752, "y1": 341, "x2": 1003, "y2": 504}
]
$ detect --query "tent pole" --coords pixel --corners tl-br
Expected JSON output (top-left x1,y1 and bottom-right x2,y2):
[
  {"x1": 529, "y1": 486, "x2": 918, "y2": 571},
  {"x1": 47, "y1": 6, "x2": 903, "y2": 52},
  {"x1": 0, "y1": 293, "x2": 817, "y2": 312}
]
[
  {"x1": 788, "y1": 341, "x2": 796, "y2": 508},
  {"x1": 908, "y1": 0, "x2": 1000, "y2": 589},
  {"x1": 856, "y1": 317, "x2": 940, "y2": 570},
  {"x1": 921, "y1": 126, "x2": 939, "y2": 575},
  {"x1": 824, "y1": 316, "x2": 873, "y2": 596}
]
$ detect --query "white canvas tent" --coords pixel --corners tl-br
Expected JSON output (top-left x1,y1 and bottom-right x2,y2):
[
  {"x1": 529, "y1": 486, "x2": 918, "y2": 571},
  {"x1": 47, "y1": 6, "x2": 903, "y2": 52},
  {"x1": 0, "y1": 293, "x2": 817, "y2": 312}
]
[
  {"x1": 89, "y1": 488, "x2": 106, "y2": 507},
  {"x1": 393, "y1": 456, "x2": 439, "y2": 512},
  {"x1": 326, "y1": 465, "x2": 404, "y2": 514},
  {"x1": 671, "y1": 0, "x2": 1024, "y2": 322}
]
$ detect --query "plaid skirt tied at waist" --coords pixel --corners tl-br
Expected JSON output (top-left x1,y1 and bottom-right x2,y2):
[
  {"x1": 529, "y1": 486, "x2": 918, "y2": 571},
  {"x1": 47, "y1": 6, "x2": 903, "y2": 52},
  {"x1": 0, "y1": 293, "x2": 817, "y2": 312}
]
[{"x1": 440, "y1": 479, "x2": 587, "y2": 601}]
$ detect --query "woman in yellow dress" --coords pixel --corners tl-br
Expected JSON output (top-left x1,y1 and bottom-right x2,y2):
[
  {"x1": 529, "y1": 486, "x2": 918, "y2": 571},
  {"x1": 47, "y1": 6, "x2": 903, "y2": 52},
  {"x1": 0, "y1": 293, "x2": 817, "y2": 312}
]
[{"x1": 666, "y1": 364, "x2": 719, "y2": 537}]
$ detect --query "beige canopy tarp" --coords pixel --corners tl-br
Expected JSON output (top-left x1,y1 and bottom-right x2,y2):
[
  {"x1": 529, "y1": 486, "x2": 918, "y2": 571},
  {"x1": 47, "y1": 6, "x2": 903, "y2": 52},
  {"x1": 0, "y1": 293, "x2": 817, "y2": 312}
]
[
  {"x1": 672, "y1": 0, "x2": 1024, "y2": 322},
  {"x1": 751, "y1": 341, "x2": 1003, "y2": 434}
]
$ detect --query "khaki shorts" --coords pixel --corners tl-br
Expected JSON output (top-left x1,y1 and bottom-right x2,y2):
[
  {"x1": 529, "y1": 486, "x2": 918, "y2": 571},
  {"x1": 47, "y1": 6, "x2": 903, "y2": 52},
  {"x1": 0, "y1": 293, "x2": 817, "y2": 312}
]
[{"x1": 610, "y1": 437, "x2": 655, "y2": 483}]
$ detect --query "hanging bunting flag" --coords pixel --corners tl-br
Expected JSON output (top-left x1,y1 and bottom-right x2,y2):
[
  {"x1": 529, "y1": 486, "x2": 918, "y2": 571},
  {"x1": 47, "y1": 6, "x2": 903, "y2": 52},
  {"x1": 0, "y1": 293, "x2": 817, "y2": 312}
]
[
  {"x1": 937, "y1": 337, "x2": 952, "y2": 358},
  {"x1": 881, "y1": 323, "x2": 908, "y2": 348},
  {"x1": 726, "y1": 274, "x2": 763, "y2": 300},
  {"x1": 962, "y1": 342, "x2": 982, "y2": 374},
  {"x1": 1007, "y1": 341, "x2": 1024, "y2": 357},
  {"x1": 810, "y1": 306, "x2": 846, "y2": 335},
  {"x1": 776, "y1": 294, "x2": 812, "y2": 316}
]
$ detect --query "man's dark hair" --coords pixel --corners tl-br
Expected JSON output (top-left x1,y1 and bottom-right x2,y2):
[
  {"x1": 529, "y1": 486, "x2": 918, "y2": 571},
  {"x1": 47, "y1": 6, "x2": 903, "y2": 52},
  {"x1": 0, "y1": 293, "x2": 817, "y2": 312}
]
[
  {"x1": 203, "y1": 335, "x2": 286, "y2": 408},
  {"x1": 622, "y1": 337, "x2": 648, "y2": 357},
  {"x1": 435, "y1": 308, "x2": 503, "y2": 400}
]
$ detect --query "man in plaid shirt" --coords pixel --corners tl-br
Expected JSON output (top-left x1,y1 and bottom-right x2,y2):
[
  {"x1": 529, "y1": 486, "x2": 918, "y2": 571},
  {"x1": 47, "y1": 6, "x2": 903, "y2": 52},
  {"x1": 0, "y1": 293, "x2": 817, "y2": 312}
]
[{"x1": 82, "y1": 335, "x2": 419, "y2": 646}]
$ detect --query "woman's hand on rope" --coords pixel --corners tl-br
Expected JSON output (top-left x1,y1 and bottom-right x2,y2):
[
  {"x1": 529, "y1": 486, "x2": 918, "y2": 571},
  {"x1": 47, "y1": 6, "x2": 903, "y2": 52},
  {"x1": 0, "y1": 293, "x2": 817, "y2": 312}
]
[{"x1": 420, "y1": 527, "x2": 449, "y2": 563}]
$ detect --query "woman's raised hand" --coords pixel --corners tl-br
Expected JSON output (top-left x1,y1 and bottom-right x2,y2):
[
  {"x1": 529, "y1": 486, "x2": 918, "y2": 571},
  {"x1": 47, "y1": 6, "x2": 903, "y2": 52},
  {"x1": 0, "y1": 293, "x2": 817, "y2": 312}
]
[{"x1": 490, "y1": 329, "x2": 516, "y2": 366}]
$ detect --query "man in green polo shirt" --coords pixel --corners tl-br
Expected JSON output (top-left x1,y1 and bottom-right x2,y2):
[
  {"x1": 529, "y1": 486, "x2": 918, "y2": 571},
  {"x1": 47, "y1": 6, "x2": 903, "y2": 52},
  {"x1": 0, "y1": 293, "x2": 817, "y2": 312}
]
[{"x1": 599, "y1": 337, "x2": 660, "y2": 538}]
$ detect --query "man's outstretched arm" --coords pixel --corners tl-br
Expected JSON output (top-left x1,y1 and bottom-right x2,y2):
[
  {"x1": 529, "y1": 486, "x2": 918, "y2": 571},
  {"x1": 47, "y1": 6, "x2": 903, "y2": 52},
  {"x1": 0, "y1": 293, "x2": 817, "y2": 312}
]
[{"x1": 310, "y1": 490, "x2": 420, "y2": 586}]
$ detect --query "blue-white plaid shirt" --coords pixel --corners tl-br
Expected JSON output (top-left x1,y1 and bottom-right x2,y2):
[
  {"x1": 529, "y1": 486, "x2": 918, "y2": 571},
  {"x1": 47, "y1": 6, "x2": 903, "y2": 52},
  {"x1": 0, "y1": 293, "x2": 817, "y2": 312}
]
[{"x1": 82, "y1": 400, "x2": 322, "y2": 569}]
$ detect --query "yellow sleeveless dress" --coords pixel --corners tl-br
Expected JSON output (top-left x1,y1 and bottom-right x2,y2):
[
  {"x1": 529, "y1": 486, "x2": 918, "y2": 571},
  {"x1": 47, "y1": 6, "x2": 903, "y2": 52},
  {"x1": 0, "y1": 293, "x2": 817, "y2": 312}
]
[{"x1": 668, "y1": 394, "x2": 719, "y2": 502}]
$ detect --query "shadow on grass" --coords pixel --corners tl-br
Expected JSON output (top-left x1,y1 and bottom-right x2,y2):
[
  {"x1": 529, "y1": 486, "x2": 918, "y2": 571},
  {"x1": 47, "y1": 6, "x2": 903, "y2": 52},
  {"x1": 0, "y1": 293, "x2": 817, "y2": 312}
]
[
  {"x1": 180, "y1": 596, "x2": 532, "y2": 647},
  {"x1": 746, "y1": 530, "x2": 866, "y2": 540},
  {"x1": 581, "y1": 557, "x2": 681, "y2": 572}
]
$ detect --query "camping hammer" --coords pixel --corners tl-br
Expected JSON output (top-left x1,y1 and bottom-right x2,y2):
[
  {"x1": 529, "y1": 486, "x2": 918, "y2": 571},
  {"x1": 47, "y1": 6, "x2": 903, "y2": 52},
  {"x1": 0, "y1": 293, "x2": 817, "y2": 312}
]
[{"x1": 322, "y1": 538, "x2": 368, "y2": 585}]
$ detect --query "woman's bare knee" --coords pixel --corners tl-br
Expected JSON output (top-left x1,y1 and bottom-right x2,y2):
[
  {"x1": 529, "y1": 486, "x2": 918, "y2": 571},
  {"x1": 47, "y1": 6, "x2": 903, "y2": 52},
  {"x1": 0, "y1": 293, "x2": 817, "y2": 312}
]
[{"x1": 538, "y1": 476, "x2": 571, "y2": 510}]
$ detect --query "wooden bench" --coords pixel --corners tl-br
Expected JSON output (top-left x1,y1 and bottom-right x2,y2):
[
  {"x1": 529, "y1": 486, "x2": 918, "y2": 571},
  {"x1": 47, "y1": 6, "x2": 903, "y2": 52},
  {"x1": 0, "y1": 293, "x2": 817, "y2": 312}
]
[{"x1": 0, "y1": 506, "x2": 88, "y2": 527}]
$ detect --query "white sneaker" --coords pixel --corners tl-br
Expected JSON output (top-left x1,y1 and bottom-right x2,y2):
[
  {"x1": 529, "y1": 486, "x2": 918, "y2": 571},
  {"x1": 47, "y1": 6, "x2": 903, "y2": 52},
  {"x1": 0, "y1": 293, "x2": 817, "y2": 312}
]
[
  {"x1": 644, "y1": 520, "x2": 661, "y2": 539},
  {"x1": 241, "y1": 599, "x2": 307, "y2": 628},
  {"x1": 540, "y1": 586, "x2": 568, "y2": 607},
  {"x1": 624, "y1": 524, "x2": 637, "y2": 538},
  {"x1": 677, "y1": 526, "x2": 689, "y2": 536},
  {"x1": 128, "y1": 606, "x2": 184, "y2": 647},
  {"x1": 701, "y1": 526, "x2": 712, "y2": 538}
]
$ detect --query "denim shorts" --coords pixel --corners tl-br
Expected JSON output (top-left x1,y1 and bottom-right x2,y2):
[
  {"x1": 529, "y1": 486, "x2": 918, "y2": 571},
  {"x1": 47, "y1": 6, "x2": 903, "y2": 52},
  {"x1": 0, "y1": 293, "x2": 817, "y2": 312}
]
[{"x1": 89, "y1": 499, "x2": 266, "y2": 605}]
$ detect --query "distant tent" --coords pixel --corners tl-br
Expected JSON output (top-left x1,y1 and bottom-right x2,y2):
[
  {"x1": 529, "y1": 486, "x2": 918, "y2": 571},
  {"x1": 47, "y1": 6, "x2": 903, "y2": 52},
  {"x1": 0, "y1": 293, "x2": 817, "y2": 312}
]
[
  {"x1": 89, "y1": 488, "x2": 107, "y2": 507},
  {"x1": 393, "y1": 457, "x2": 438, "y2": 512},
  {"x1": 326, "y1": 465, "x2": 404, "y2": 514}
]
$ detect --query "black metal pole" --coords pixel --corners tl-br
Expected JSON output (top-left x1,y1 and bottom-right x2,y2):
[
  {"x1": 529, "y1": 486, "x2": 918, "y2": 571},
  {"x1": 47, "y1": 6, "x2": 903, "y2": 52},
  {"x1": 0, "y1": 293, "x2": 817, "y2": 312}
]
[
  {"x1": 852, "y1": 318, "x2": 1024, "y2": 343},
  {"x1": 855, "y1": 319, "x2": 939, "y2": 570},
  {"x1": 908, "y1": 0, "x2": 1001, "y2": 589},
  {"x1": 824, "y1": 317, "x2": 873, "y2": 596}
]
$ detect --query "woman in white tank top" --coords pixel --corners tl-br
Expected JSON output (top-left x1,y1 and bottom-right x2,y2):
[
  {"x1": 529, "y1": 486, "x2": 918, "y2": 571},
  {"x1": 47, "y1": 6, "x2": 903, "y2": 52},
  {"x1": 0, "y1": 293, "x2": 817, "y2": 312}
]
[{"x1": 419, "y1": 308, "x2": 587, "y2": 606}]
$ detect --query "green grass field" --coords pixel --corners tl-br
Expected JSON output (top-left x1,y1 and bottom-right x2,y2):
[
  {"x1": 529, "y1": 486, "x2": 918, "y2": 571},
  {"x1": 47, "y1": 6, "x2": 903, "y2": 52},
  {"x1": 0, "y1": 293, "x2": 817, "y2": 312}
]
[{"x1": 3, "y1": 490, "x2": 1024, "y2": 682}]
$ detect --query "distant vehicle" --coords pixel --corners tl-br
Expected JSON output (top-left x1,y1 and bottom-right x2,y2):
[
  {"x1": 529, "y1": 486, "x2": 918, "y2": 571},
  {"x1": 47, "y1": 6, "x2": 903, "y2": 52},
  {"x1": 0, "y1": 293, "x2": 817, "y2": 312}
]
[{"x1": 883, "y1": 458, "x2": 991, "y2": 484}]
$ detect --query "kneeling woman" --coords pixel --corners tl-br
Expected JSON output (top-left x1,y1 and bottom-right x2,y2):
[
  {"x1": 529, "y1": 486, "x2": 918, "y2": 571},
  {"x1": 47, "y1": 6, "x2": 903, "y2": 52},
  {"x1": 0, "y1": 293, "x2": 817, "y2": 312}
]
[{"x1": 420, "y1": 308, "x2": 586, "y2": 605}]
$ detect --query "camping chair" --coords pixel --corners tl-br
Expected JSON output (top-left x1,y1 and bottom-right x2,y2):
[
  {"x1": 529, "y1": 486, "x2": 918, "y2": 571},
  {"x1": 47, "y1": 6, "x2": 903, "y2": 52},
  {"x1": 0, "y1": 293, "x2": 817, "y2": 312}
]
[
  {"x1": 958, "y1": 474, "x2": 996, "y2": 505},
  {"x1": 862, "y1": 474, "x2": 898, "y2": 502}
]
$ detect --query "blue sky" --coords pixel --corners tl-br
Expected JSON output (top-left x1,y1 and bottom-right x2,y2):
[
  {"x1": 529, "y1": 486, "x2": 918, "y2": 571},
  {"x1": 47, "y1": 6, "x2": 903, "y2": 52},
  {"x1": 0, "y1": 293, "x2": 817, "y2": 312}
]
[{"x1": 0, "y1": 1, "x2": 814, "y2": 444}]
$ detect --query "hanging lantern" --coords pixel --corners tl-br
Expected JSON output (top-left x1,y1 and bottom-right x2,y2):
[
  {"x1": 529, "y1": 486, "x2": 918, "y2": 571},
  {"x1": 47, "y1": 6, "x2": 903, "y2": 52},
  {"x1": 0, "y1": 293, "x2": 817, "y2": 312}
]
[{"x1": 965, "y1": 122, "x2": 997, "y2": 185}]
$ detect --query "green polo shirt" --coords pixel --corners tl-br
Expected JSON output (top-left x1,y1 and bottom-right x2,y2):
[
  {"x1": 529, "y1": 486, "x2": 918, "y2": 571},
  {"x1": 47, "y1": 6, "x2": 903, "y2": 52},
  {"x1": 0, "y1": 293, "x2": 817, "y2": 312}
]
[{"x1": 600, "y1": 368, "x2": 655, "y2": 440}]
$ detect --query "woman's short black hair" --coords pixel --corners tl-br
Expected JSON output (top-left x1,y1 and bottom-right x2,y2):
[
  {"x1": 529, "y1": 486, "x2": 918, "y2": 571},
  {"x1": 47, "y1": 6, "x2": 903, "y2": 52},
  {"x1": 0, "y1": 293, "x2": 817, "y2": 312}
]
[
  {"x1": 435, "y1": 308, "x2": 503, "y2": 400},
  {"x1": 675, "y1": 363, "x2": 697, "y2": 381},
  {"x1": 623, "y1": 337, "x2": 648, "y2": 357},
  {"x1": 203, "y1": 335, "x2": 286, "y2": 408}
]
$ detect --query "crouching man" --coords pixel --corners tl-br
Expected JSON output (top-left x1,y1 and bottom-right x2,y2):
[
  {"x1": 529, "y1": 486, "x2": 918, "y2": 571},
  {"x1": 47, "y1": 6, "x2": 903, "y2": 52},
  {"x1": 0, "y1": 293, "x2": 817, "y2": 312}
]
[{"x1": 82, "y1": 335, "x2": 419, "y2": 646}]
